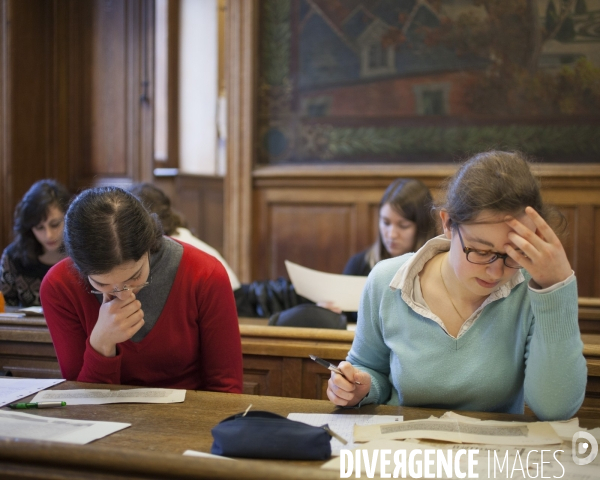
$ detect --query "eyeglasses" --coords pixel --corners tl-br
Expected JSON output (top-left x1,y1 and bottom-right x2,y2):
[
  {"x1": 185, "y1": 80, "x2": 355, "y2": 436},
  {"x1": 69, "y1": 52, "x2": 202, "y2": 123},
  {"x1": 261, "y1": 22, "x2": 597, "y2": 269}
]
[
  {"x1": 455, "y1": 226, "x2": 521, "y2": 269},
  {"x1": 90, "y1": 279, "x2": 151, "y2": 297}
]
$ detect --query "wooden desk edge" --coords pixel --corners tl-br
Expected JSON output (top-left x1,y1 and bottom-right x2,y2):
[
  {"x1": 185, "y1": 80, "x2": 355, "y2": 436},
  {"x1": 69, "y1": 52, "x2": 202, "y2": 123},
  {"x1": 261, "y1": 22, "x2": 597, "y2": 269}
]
[
  {"x1": 0, "y1": 438, "x2": 339, "y2": 480},
  {"x1": 239, "y1": 323, "x2": 355, "y2": 342}
]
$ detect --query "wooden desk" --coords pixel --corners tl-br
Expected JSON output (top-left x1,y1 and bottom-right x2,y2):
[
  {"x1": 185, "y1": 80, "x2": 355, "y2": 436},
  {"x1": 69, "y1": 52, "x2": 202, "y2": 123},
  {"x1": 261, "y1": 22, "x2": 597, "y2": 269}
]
[
  {"x1": 1, "y1": 381, "x2": 599, "y2": 480},
  {"x1": 1, "y1": 312, "x2": 600, "y2": 416}
]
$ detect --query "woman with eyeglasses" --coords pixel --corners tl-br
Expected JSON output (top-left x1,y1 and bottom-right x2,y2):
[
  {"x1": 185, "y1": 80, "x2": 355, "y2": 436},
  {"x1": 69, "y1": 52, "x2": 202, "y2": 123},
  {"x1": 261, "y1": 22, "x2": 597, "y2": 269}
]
[
  {"x1": 327, "y1": 151, "x2": 586, "y2": 421},
  {"x1": 0, "y1": 179, "x2": 70, "y2": 307},
  {"x1": 40, "y1": 186, "x2": 243, "y2": 392}
]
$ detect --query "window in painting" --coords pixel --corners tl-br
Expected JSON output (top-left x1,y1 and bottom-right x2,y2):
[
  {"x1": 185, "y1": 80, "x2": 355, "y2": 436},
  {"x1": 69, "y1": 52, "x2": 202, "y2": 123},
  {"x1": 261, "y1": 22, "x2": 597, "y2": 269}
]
[{"x1": 413, "y1": 84, "x2": 450, "y2": 116}]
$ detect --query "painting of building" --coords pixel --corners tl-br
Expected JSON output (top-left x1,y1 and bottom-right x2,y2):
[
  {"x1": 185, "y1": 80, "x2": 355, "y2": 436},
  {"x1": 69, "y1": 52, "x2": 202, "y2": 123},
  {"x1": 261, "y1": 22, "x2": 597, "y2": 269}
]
[{"x1": 258, "y1": 0, "x2": 600, "y2": 163}]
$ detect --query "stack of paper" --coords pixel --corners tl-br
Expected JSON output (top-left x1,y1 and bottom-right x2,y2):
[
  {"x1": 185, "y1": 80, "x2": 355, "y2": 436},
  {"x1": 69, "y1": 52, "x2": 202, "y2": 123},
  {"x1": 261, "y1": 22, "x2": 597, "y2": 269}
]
[
  {"x1": 0, "y1": 410, "x2": 129, "y2": 444},
  {"x1": 320, "y1": 412, "x2": 600, "y2": 479},
  {"x1": 0, "y1": 378, "x2": 64, "y2": 407}
]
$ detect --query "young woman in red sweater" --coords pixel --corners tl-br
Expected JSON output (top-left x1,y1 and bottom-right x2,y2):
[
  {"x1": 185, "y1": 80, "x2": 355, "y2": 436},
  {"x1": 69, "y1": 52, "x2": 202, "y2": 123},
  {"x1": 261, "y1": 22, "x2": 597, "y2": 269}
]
[{"x1": 40, "y1": 186, "x2": 243, "y2": 392}]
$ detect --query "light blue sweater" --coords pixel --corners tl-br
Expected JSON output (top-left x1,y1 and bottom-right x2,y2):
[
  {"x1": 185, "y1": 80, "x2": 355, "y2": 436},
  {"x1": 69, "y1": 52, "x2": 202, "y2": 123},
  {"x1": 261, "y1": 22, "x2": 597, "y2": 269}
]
[{"x1": 348, "y1": 253, "x2": 587, "y2": 421}]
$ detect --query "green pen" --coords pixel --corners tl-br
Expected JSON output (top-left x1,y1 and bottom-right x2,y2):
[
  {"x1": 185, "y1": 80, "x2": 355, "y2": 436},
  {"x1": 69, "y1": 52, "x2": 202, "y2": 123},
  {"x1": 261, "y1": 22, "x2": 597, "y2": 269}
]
[{"x1": 9, "y1": 401, "x2": 66, "y2": 409}]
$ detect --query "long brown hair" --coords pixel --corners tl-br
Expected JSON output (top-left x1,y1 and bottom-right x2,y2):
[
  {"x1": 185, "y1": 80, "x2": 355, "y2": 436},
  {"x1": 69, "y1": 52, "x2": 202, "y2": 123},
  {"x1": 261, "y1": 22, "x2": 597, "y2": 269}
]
[
  {"x1": 12, "y1": 179, "x2": 71, "y2": 266},
  {"x1": 365, "y1": 178, "x2": 436, "y2": 268}
]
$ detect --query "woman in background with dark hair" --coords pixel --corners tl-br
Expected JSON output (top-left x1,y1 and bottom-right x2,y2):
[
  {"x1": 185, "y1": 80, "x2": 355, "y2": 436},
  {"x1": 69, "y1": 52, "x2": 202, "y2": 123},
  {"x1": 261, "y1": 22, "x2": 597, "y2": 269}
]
[
  {"x1": 40, "y1": 186, "x2": 243, "y2": 392},
  {"x1": 323, "y1": 178, "x2": 436, "y2": 321},
  {"x1": 343, "y1": 178, "x2": 437, "y2": 277},
  {"x1": 0, "y1": 179, "x2": 70, "y2": 307}
]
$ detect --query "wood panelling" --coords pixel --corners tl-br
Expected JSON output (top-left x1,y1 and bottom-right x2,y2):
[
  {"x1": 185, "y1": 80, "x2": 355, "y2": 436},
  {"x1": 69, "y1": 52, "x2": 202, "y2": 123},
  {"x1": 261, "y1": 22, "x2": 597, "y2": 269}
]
[
  {"x1": 2, "y1": 318, "x2": 599, "y2": 416},
  {"x1": 0, "y1": 0, "x2": 154, "y2": 250},
  {"x1": 241, "y1": 355, "x2": 282, "y2": 396},
  {"x1": 596, "y1": 208, "x2": 600, "y2": 298},
  {"x1": 91, "y1": 0, "x2": 128, "y2": 175},
  {"x1": 248, "y1": 165, "x2": 600, "y2": 297},
  {"x1": 224, "y1": 0, "x2": 258, "y2": 283},
  {"x1": 0, "y1": 0, "x2": 65, "y2": 249},
  {"x1": 269, "y1": 204, "x2": 354, "y2": 279},
  {"x1": 0, "y1": 0, "x2": 9, "y2": 248},
  {"x1": 76, "y1": 0, "x2": 154, "y2": 187},
  {"x1": 225, "y1": 0, "x2": 600, "y2": 298},
  {"x1": 173, "y1": 174, "x2": 225, "y2": 254}
]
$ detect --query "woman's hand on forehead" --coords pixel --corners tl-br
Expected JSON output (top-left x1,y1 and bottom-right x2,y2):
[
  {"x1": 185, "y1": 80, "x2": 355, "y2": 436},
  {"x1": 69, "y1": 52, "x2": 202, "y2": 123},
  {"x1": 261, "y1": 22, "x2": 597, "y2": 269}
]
[{"x1": 504, "y1": 207, "x2": 572, "y2": 289}]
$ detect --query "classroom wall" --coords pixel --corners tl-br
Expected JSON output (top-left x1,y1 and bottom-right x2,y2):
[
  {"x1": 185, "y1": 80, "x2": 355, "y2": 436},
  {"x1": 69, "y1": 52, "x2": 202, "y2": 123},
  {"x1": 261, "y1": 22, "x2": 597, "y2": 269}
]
[
  {"x1": 2, "y1": 0, "x2": 599, "y2": 299},
  {"x1": 221, "y1": 0, "x2": 600, "y2": 297},
  {"x1": 0, "y1": 0, "x2": 153, "y2": 249}
]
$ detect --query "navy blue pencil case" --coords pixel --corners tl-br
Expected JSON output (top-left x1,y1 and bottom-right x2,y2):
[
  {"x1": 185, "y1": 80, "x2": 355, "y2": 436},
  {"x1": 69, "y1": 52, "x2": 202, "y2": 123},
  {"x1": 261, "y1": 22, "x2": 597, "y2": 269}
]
[{"x1": 210, "y1": 410, "x2": 332, "y2": 460}]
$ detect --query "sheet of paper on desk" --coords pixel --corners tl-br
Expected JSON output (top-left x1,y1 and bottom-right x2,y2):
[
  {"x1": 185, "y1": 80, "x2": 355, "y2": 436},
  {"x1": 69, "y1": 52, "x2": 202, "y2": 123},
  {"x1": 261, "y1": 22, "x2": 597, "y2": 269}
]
[
  {"x1": 0, "y1": 312, "x2": 26, "y2": 320},
  {"x1": 442, "y1": 410, "x2": 584, "y2": 443},
  {"x1": 354, "y1": 417, "x2": 562, "y2": 446},
  {"x1": 18, "y1": 306, "x2": 44, "y2": 316},
  {"x1": 31, "y1": 388, "x2": 186, "y2": 405},
  {"x1": 0, "y1": 410, "x2": 130, "y2": 444},
  {"x1": 285, "y1": 260, "x2": 367, "y2": 312},
  {"x1": 287, "y1": 413, "x2": 402, "y2": 455},
  {"x1": 0, "y1": 377, "x2": 65, "y2": 407},
  {"x1": 183, "y1": 450, "x2": 236, "y2": 461}
]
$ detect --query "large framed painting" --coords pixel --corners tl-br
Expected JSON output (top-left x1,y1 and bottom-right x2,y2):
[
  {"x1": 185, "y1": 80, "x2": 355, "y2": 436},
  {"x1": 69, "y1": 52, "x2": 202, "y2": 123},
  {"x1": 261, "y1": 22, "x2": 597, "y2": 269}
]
[{"x1": 257, "y1": 0, "x2": 600, "y2": 164}]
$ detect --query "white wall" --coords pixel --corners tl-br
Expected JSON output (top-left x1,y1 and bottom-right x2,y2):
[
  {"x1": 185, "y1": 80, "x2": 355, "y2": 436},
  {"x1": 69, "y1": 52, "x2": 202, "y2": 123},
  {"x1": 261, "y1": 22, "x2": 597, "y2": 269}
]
[{"x1": 179, "y1": 0, "x2": 218, "y2": 175}]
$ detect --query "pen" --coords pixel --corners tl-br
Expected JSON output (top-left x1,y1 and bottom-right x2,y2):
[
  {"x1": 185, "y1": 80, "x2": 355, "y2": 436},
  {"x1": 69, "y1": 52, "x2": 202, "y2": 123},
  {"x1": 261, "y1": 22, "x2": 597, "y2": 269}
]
[
  {"x1": 309, "y1": 355, "x2": 361, "y2": 385},
  {"x1": 9, "y1": 401, "x2": 66, "y2": 409}
]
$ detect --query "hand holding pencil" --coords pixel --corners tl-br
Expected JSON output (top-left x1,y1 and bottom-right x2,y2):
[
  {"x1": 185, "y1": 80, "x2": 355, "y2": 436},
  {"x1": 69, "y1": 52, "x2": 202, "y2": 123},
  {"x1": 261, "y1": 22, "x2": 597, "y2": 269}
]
[
  {"x1": 309, "y1": 355, "x2": 361, "y2": 385},
  {"x1": 321, "y1": 358, "x2": 372, "y2": 408}
]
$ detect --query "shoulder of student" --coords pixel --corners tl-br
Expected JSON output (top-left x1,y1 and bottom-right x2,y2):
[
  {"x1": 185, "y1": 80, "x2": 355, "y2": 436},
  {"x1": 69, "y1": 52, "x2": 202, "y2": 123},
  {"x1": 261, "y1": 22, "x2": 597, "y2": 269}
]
[
  {"x1": 368, "y1": 253, "x2": 414, "y2": 282},
  {"x1": 178, "y1": 240, "x2": 229, "y2": 280}
]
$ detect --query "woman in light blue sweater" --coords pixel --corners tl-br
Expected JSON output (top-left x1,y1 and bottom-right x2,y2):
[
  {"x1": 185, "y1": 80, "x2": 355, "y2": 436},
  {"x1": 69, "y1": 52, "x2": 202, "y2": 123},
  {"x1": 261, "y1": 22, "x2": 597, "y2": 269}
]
[{"x1": 327, "y1": 151, "x2": 586, "y2": 421}]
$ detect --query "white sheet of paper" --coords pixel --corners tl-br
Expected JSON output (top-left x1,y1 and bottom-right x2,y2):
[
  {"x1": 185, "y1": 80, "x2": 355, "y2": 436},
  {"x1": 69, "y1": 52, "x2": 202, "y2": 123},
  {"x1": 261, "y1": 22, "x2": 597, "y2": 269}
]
[
  {"x1": 18, "y1": 306, "x2": 44, "y2": 316},
  {"x1": 32, "y1": 388, "x2": 186, "y2": 405},
  {"x1": 354, "y1": 417, "x2": 562, "y2": 446},
  {"x1": 0, "y1": 377, "x2": 65, "y2": 407},
  {"x1": 183, "y1": 450, "x2": 236, "y2": 460},
  {"x1": 287, "y1": 413, "x2": 403, "y2": 455},
  {"x1": 443, "y1": 411, "x2": 583, "y2": 443},
  {"x1": 0, "y1": 410, "x2": 130, "y2": 444},
  {"x1": 0, "y1": 312, "x2": 26, "y2": 320},
  {"x1": 285, "y1": 260, "x2": 367, "y2": 312}
]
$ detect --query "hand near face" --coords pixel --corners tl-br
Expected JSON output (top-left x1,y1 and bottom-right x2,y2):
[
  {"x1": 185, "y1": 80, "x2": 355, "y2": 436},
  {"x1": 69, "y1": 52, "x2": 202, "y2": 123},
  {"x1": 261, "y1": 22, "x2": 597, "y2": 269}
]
[
  {"x1": 326, "y1": 361, "x2": 371, "y2": 407},
  {"x1": 90, "y1": 291, "x2": 145, "y2": 357},
  {"x1": 504, "y1": 207, "x2": 572, "y2": 289}
]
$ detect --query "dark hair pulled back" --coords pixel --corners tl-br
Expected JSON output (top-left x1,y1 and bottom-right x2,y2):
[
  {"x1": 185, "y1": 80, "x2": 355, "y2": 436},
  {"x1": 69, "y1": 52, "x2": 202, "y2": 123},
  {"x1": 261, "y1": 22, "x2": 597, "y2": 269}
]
[
  {"x1": 439, "y1": 151, "x2": 564, "y2": 232},
  {"x1": 13, "y1": 179, "x2": 71, "y2": 266},
  {"x1": 63, "y1": 186, "x2": 163, "y2": 276},
  {"x1": 128, "y1": 183, "x2": 184, "y2": 236}
]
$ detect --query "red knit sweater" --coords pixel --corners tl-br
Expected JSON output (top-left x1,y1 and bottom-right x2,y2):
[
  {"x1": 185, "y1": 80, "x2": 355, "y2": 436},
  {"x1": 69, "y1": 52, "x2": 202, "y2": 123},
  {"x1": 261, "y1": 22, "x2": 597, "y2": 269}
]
[{"x1": 40, "y1": 241, "x2": 243, "y2": 393}]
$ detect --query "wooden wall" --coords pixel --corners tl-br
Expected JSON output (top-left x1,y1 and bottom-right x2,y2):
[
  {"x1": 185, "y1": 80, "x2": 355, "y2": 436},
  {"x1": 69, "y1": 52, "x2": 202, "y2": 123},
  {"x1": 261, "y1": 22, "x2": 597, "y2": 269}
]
[
  {"x1": 225, "y1": 0, "x2": 600, "y2": 297},
  {"x1": 2, "y1": 0, "x2": 600, "y2": 299},
  {"x1": 173, "y1": 174, "x2": 225, "y2": 255},
  {"x1": 0, "y1": 0, "x2": 154, "y2": 250},
  {"x1": 249, "y1": 164, "x2": 600, "y2": 297},
  {"x1": 225, "y1": 0, "x2": 600, "y2": 296}
]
